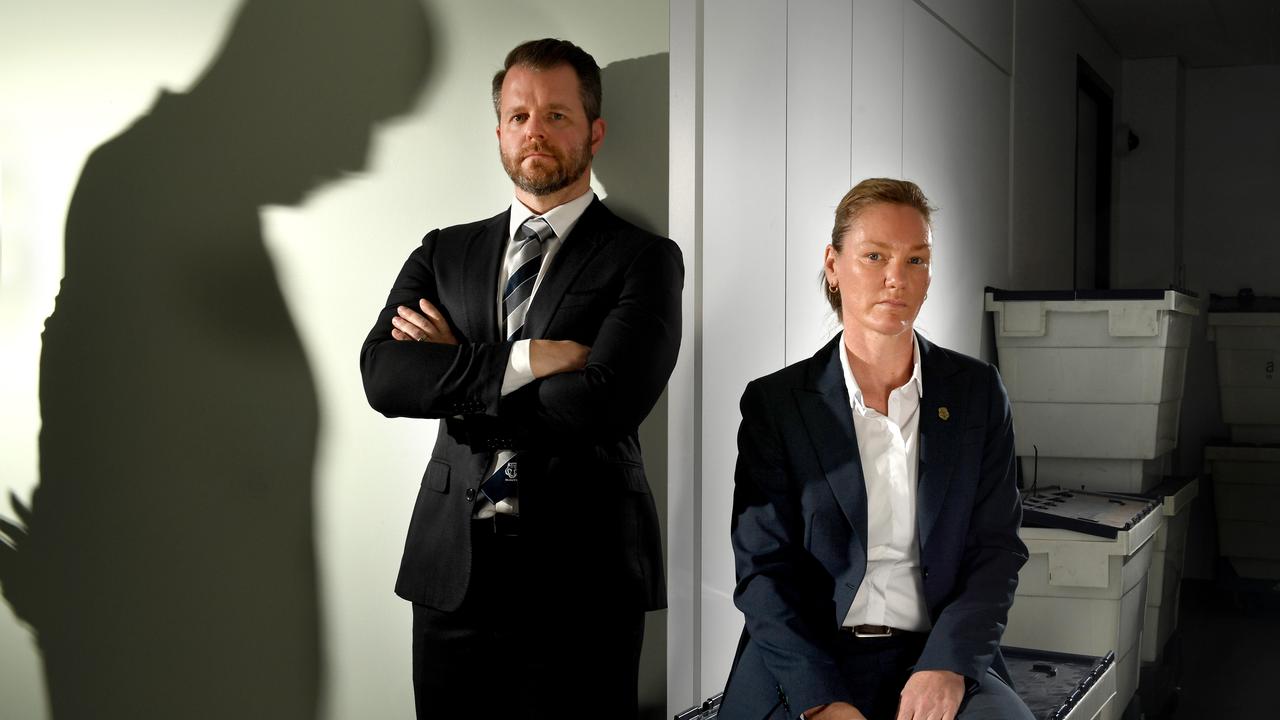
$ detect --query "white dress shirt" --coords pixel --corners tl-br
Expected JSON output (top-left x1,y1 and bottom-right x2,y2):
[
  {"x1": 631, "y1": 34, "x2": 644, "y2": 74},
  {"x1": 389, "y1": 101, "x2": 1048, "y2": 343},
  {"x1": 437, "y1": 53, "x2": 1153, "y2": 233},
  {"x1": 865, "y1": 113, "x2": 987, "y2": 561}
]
[
  {"x1": 839, "y1": 333, "x2": 932, "y2": 632},
  {"x1": 476, "y1": 189, "x2": 595, "y2": 518}
]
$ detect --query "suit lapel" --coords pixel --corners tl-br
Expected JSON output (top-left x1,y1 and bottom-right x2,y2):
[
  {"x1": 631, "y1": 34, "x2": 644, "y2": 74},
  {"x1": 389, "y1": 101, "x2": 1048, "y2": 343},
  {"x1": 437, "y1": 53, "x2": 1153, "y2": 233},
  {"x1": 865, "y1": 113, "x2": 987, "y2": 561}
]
[
  {"x1": 461, "y1": 211, "x2": 508, "y2": 343},
  {"x1": 522, "y1": 199, "x2": 610, "y2": 340},
  {"x1": 794, "y1": 336, "x2": 868, "y2": 556},
  {"x1": 916, "y1": 334, "x2": 961, "y2": 549}
]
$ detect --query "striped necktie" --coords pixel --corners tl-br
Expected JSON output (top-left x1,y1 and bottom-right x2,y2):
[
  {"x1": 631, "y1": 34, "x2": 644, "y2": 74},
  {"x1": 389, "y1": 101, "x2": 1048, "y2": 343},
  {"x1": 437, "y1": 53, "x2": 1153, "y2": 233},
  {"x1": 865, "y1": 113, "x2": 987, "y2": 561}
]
[
  {"x1": 481, "y1": 215, "x2": 556, "y2": 507},
  {"x1": 502, "y1": 215, "x2": 555, "y2": 341}
]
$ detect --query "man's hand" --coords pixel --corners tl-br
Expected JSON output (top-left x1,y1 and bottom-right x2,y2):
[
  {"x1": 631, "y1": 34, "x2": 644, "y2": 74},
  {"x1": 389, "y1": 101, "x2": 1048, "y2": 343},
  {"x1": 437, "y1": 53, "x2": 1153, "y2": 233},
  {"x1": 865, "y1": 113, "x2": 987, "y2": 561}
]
[
  {"x1": 804, "y1": 702, "x2": 867, "y2": 720},
  {"x1": 391, "y1": 299, "x2": 457, "y2": 345},
  {"x1": 895, "y1": 670, "x2": 965, "y2": 720},
  {"x1": 529, "y1": 339, "x2": 590, "y2": 378}
]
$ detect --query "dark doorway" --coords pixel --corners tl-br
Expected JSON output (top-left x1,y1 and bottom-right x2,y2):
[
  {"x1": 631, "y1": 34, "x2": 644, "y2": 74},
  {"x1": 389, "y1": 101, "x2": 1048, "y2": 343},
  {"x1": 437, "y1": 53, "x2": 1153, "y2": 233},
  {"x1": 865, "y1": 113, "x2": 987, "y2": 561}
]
[{"x1": 1075, "y1": 56, "x2": 1114, "y2": 290}]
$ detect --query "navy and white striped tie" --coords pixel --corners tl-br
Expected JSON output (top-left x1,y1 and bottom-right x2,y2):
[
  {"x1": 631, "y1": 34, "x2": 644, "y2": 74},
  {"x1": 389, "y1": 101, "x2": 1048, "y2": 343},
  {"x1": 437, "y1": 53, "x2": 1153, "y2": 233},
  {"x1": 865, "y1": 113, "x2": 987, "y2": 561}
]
[
  {"x1": 482, "y1": 216, "x2": 556, "y2": 506},
  {"x1": 502, "y1": 215, "x2": 554, "y2": 342}
]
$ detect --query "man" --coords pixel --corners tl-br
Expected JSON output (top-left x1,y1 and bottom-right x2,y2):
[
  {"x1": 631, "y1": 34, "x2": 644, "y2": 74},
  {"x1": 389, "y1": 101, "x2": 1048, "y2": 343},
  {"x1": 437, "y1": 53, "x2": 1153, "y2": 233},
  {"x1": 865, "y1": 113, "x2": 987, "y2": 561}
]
[
  {"x1": 360, "y1": 38, "x2": 682, "y2": 718},
  {"x1": 719, "y1": 179, "x2": 1031, "y2": 720}
]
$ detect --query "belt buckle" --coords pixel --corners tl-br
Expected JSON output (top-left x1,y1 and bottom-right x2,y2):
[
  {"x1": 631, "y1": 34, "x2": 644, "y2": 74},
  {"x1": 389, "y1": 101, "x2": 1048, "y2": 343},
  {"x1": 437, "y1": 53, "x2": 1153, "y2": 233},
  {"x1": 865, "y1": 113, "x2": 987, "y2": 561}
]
[{"x1": 853, "y1": 624, "x2": 894, "y2": 638}]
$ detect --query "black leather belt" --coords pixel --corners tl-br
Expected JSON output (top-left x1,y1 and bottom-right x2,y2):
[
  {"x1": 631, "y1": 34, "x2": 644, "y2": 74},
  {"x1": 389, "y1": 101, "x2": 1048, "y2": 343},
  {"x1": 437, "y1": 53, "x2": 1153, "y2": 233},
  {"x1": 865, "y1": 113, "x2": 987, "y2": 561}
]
[{"x1": 844, "y1": 624, "x2": 905, "y2": 638}]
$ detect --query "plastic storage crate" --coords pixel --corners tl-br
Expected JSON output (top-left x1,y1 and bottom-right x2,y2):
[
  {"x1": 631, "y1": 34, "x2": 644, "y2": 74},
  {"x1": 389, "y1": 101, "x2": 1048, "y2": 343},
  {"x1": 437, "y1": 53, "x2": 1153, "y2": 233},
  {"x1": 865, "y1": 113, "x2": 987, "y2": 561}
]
[
  {"x1": 985, "y1": 289, "x2": 1198, "y2": 493},
  {"x1": 1131, "y1": 476, "x2": 1198, "y2": 664},
  {"x1": 674, "y1": 652, "x2": 1117, "y2": 720},
  {"x1": 1207, "y1": 297, "x2": 1280, "y2": 444},
  {"x1": 1004, "y1": 647, "x2": 1117, "y2": 720},
  {"x1": 1004, "y1": 489, "x2": 1162, "y2": 720},
  {"x1": 1204, "y1": 444, "x2": 1280, "y2": 579}
]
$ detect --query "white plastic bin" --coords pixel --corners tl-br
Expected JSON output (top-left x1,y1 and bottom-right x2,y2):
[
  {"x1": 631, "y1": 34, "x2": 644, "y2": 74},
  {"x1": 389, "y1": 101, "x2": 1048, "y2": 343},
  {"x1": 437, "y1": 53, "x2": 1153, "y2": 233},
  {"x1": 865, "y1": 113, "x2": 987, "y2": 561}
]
[
  {"x1": 986, "y1": 289, "x2": 1199, "y2": 493},
  {"x1": 1003, "y1": 648, "x2": 1117, "y2": 720},
  {"x1": 1207, "y1": 307, "x2": 1280, "y2": 444},
  {"x1": 1021, "y1": 454, "x2": 1171, "y2": 495},
  {"x1": 1004, "y1": 497, "x2": 1162, "y2": 720},
  {"x1": 1204, "y1": 445, "x2": 1280, "y2": 579},
  {"x1": 1137, "y1": 477, "x2": 1199, "y2": 664}
]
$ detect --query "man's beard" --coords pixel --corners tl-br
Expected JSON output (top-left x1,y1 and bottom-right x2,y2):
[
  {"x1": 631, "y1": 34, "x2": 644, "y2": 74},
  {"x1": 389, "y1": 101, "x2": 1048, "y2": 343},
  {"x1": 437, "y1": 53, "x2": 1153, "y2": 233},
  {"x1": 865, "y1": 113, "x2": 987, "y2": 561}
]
[{"x1": 501, "y1": 135, "x2": 593, "y2": 196}]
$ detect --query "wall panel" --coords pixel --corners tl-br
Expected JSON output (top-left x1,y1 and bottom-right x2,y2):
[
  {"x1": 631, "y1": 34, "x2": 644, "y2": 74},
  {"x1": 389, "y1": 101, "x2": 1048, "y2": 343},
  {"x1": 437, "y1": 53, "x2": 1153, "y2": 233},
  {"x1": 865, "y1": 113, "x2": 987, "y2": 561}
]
[
  {"x1": 903, "y1": 1, "x2": 1011, "y2": 357},
  {"x1": 785, "y1": 0, "x2": 854, "y2": 363},
  {"x1": 699, "y1": 0, "x2": 789, "y2": 699}
]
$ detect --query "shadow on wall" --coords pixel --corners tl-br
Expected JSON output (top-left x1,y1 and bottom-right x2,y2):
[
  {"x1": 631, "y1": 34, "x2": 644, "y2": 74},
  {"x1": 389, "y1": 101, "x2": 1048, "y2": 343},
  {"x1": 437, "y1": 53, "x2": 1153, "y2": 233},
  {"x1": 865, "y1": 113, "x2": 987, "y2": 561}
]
[
  {"x1": 0, "y1": 1, "x2": 433, "y2": 718},
  {"x1": 596, "y1": 53, "x2": 670, "y2": 238},
  {"x1": 598, "y1": 52, "x2": 671, "y2": 720}
]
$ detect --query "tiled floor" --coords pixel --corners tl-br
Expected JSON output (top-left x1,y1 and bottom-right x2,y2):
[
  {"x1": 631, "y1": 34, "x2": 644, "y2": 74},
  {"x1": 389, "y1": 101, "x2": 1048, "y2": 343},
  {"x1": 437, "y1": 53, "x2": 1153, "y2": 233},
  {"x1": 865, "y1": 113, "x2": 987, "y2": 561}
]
[{"x1": 1154, "y1": 577, "x2": 1280, "y2": 719}]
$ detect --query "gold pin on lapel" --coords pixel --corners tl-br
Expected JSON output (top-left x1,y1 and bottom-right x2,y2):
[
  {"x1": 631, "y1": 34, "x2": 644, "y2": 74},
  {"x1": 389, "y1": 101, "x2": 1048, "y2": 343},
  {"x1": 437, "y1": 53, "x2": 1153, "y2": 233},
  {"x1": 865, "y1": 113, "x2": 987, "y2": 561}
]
[{"x1": 938, "y1": 407, "x2": 950, "y2": 421}]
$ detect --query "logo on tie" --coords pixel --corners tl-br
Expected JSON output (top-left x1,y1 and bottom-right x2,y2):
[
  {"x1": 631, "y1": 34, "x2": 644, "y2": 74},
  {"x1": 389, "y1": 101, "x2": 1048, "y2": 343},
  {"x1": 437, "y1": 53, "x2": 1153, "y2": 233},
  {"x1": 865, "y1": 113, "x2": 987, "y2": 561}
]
[
  {"x1": 505, "y1": 463, "x2": 518, "y2": 481},
  {"x1": 938, "y1": 406, "x2": 950, "y2": 421}
]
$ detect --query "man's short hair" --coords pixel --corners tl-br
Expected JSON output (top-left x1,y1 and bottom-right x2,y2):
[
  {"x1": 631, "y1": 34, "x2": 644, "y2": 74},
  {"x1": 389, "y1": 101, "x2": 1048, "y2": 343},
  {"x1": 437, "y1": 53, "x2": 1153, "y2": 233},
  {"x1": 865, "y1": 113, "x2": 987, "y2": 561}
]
[
  {"x1": 491, "y1": 38, "x2": 603, "y2": 124},
  {"x1": 824, "y1": 178, "x2": 937, "y2": 315}
]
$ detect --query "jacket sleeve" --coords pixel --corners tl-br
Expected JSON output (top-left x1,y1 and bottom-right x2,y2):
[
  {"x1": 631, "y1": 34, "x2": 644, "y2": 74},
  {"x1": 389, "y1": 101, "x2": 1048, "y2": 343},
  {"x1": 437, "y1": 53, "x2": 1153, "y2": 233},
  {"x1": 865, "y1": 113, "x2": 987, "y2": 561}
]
[
  {"x1": 482, "y1": 236, "x2": 683, "y2": 449},
  {"x1": 730, "y1": 380, "x2": 855, "y2": 715},
  {"x1": 359, "y1": 228, "x2": 515, "y2": 419},
  {"x1": 914, "y1": 363, "x2": 1028, "y2": 681}
]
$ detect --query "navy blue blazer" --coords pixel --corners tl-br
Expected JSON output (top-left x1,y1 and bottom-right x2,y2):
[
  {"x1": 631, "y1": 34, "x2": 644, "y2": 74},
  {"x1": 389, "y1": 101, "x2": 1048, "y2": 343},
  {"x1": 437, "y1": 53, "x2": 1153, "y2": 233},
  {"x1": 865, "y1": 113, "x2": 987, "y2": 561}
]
[{"x1": 719, "y1": 333, "x2": 1027, "y2": 719}]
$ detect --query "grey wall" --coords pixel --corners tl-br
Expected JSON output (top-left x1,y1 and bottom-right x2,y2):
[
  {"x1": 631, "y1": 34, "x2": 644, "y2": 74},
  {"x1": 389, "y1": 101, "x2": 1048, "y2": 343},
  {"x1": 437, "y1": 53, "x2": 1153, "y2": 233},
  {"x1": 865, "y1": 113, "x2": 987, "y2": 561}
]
[
  {"x1": 1116, "y1": 57, "x2": 1186, "y2": 290},
  {"x1": 0, "y1": 2, "x2": 670, "y2": 719},
  {"x1": 1010, "y1": 0, "x2": 1122, "y2": 290},
  {"x1": 1175, "y1": 64, "x2": 1280, "y2": 578}
]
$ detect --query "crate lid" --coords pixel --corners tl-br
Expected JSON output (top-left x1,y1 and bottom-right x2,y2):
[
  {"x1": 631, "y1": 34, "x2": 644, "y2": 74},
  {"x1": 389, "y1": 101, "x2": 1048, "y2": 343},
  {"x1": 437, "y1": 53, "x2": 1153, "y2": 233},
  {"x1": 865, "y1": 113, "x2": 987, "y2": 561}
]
[
  {"x1": 1207, "y1": 312, "x2": 1280, "y2": 327},
  {"x1": 985, "y1": 288, "x2": 1200, "y2": 338},
  {"x1": 1129, "y1": 475, "x2": 1200, "y2": 515},
  {"x1": 1021, "y1": 488, "x2": 1161, "y2": 539},
  {"x1": 1002, "y1": 647, "x2": 1115, "y2": 720},
  {"x1": 987, "y1": 287, "x2": 1195, "y2": 302},
  {"x1": 1204, "y1": 444, "x2": 1280, "y2": 462},
  {"x1": 1208, "y1": 292, "x2": 1280, "y2": 313}
]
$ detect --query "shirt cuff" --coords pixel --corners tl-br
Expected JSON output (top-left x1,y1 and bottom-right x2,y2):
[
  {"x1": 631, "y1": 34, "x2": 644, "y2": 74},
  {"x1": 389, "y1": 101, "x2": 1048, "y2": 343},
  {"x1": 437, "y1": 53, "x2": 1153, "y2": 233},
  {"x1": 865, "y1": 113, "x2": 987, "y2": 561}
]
[{"x1": 501, "y1": 339, "x2": 536, "y2": 396}]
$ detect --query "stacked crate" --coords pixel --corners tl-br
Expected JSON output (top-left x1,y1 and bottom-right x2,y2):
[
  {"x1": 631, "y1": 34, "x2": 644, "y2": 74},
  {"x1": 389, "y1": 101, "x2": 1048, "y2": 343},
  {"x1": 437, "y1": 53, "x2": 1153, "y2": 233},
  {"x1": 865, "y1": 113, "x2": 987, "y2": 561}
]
[
  {"x1": 985, "y1": 289, "x2": 1200, "y2": 719},
  {"x1": 1204, "y1": 295, "x2": 1280, "y2": 580}
]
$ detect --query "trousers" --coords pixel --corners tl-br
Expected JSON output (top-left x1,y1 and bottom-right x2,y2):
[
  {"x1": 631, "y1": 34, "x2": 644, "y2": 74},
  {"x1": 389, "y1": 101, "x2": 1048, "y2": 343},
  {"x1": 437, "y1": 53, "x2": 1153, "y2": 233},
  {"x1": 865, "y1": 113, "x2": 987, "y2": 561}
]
[{"x1": 411, "y1": 520, "x2": 645, "y2": 719}]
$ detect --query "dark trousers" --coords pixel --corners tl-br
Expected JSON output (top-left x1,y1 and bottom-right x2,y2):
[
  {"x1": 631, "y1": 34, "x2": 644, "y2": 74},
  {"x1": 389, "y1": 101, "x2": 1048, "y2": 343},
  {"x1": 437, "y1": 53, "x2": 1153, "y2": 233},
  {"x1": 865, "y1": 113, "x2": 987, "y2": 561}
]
[
  {"x1": 411, "y1": 520, "x2": 645, "y2": 719},
  {"x1": 816, "y1": 632, "x2": 1033, "y2": 720}
]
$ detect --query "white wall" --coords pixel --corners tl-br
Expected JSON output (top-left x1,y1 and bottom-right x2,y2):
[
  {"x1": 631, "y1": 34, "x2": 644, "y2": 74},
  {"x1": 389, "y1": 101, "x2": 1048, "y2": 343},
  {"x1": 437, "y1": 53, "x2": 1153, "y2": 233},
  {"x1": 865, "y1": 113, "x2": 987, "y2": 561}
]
[{"x1": 0, "y1": 2, "x2": 669, "y2": 718}]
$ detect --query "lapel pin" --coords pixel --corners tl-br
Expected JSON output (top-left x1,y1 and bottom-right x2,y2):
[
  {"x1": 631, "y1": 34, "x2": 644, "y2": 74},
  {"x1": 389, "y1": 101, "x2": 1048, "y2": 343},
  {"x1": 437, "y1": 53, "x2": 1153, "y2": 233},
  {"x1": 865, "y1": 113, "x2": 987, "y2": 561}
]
[{"x1": 938, "y1": 406, "x2": 950, "y2": 421}]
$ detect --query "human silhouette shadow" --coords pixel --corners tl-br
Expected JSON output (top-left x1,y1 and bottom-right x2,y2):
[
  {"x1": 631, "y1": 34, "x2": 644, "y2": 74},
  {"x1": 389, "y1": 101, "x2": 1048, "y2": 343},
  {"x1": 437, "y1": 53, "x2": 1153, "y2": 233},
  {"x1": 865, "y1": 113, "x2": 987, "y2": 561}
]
[
  {"x1": 0, "y1": 1, "x2": 433, "y2": 718},
  {"x1": 596, "y1": 52, "x2": 670, "y2": 720}
]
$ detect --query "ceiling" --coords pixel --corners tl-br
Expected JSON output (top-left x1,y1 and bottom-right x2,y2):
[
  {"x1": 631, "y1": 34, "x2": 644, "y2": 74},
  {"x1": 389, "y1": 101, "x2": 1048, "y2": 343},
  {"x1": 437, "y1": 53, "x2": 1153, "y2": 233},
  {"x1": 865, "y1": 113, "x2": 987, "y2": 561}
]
[{"x1": 1074, "y1": 0, "x2": 1280, "y2": 67}]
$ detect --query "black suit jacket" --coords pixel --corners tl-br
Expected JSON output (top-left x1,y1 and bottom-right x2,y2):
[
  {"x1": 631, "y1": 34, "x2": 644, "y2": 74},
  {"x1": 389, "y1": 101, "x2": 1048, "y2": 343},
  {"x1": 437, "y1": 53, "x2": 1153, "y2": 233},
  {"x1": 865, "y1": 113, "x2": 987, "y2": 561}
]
[
  {"x1": 719, "y1": 333, "x2": 1028, "y2": 718},
  {"x1": 361, "y1": 198, "x2": 682, "y2": 612}
]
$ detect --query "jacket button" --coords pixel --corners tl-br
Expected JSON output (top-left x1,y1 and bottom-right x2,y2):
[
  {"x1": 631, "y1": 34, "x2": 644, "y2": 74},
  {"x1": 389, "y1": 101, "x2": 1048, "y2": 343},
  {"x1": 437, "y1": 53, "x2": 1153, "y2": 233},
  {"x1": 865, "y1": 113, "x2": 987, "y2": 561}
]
[
  {"x1": 464, "y1": 489, "x2": 476, "y2": 502},
  {"x1": 922, "y1": 567, "x2": 929, "y2": 579}
]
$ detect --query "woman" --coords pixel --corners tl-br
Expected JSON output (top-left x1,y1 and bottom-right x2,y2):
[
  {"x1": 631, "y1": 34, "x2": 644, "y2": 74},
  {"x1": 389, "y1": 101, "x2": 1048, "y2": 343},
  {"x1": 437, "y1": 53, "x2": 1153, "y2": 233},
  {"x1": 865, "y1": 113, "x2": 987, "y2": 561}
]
[{"x1": 719, "y1": 179, "x2": 1033, "y2": 720}]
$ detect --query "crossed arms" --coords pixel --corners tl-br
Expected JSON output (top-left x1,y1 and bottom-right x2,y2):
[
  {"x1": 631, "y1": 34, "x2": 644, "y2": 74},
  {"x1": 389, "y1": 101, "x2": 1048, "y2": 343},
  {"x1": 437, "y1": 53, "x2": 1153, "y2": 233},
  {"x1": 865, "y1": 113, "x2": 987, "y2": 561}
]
[{"x1": 360, "y1": 224, "x2": 684, "y2": 450}]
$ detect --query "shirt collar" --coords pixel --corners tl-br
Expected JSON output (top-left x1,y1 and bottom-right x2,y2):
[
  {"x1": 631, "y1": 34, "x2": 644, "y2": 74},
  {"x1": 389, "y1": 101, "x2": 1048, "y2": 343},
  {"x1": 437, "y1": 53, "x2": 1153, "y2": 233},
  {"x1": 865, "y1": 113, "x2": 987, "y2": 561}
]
[
  {"x1": 838, "y1": 332, "x2": 924, "y2": 412},
  {"x1": 508, "y1": 189, "x2": 595, "y2": 242}
]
